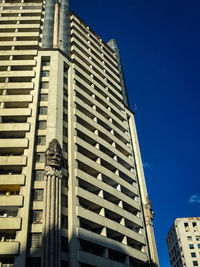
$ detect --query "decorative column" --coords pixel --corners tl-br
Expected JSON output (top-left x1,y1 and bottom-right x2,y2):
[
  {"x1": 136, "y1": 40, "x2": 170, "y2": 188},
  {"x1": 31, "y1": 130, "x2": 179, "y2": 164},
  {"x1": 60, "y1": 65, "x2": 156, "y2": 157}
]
[
  {"x1": 41, "y1": 139, "x2": 63, "y2": 267},
  {"x1": 144, "y1": 196, "x2": 159, "y2": 266}
]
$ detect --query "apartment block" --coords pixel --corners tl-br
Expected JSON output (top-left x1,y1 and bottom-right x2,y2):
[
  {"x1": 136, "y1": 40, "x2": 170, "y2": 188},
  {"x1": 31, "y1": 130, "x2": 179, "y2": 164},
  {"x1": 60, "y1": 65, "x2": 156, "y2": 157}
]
[
  {"x1": 166, "y1": 217, "x2": 200, "y2": 267},
  {"x1": 0, "y1": 0, "x2": 159, "y2": 266}
]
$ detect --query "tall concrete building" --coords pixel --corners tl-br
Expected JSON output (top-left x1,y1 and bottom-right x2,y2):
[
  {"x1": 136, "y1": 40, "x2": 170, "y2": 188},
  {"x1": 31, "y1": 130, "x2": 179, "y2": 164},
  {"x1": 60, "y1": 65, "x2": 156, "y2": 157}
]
[
  {"x1": 0, "y1": 0, "x2": 159, "y2": 266},
  {"x1": 166, "y1": 217, "x2": 200, "y2": 267}
]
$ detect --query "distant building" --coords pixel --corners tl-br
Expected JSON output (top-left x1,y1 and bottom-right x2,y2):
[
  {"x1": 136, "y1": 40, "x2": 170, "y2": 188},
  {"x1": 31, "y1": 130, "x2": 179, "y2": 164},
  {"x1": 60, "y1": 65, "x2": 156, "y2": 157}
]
[{"x1": 166, "y1": 217, "x2": 200, "y2": 267}]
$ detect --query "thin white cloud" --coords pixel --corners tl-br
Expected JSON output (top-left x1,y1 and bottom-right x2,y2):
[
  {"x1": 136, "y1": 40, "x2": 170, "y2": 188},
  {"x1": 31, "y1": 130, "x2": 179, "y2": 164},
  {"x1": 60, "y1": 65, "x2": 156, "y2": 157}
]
[
  {"x1": 188, "y1": 195, "x2": 200, "y2": 204},
  {"x1": 143, "y1": 162, "x2": 153, "y2": 169}
]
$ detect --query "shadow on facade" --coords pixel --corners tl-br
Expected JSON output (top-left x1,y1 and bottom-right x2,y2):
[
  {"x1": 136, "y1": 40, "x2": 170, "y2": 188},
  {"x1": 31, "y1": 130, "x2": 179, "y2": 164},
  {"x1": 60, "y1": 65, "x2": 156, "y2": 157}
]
[
  {"x1": 0, "y1": 226, "x2": 158, "y2": 266},
  {"x1": 24, "y1": 229, "x2": 158, "y2": 267}
]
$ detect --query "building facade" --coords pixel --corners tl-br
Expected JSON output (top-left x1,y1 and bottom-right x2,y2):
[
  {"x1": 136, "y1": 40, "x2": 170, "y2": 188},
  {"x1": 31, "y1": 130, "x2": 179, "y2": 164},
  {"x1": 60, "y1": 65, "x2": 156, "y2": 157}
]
[
  {"x1": 0, "y1": 0, "x2": 159, "y2": 266},
  {"x1": 166, "y1": 217, "x2": 200, "y2": 267}
]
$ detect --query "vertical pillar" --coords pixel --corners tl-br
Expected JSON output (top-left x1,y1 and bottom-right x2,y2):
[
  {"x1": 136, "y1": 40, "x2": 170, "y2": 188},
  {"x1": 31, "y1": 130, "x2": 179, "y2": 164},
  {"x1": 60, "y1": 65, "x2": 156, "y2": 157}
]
[
  {"x1": 42, "y1": 0, "x2": 55, "y2": 48},
  {"x1": 128, "y1": 113, "x2": 160, "y2": 266},
  {"x1": 68, "y1": 65, "x2": 79, "y2": 267},
  {"x1": 60, "y1": 0, "x2": 70, "y2": 56},
  {"x1": 107, "y1": 39, "x2": 129, "y2": 107},
  {"x1": 41, "y1": 139, "x2": 63, "y2": 267}
]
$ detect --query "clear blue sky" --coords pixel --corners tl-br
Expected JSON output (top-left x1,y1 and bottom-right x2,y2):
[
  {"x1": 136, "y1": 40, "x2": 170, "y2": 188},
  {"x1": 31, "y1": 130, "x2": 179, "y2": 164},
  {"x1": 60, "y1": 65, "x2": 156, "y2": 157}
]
[{"x1": 70, "y1": 1, "x2": 200, "y2": 266}]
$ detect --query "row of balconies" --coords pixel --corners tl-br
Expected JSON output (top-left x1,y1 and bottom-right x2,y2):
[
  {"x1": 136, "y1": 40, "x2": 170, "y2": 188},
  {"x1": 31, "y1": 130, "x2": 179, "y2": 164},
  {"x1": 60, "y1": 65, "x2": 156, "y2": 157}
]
[
  {"x1": 72, "y1": 44, "x2": 120, "y2": 88},
  {"x1": 0, "y1": 2, "x2": 43, "y2": 8},
  {"x1": 71, "y1": 30, "x2": 120, "y2": 85},
  {"x1": 76, "y1": 140, "x2": 135, "y2": 181},
  {"x1": 0, "y1": 172, "x2": 22, "y2": 254},
  {"x1": 79, "y1": 239, "x2": 147, "y2": 267},
  {"x1": 71, "y1": 35, "x2": 118, "y2": 85},
  {"x1": 74, "y1": 73, "x2": 124, "y2": 117},
  {"x1": 75, "y1": 112, "x2": 131, "y2": 158},
  {"x1": 75, "y1": 94, "x2": 128, "y2": 138},
  {"x1": 78, "y1": 208, "x2": 144, "y2": 250},
  {"x1": 76, "y1": 124, "x2": 131, "y2": 165},
  {"x1": 75, "y1": 84, "x2": 126, "y2": 127},
  {"x1": 77, "y1": 168, "x2": 138, "y2": 204},
  {"x1": 0, "y1": 23, "x2": 40, "y2": 32},
  {"x1": 0, "y1": 8, "x2": 42, "y2": 16},
  {"x1": 72, "y1": 51, "x2": 122, "y2": 99},
  {"x1": 71, "y1": 15, "x2": 118, "y2": 69},
  {"x1": 78, "y1": 228, "x2": 147, "y2": 264},
  {"x1": 0, "y1": 16, "x2": 41, "y2": 22},
  {"x1": 77, "y1": 179, "x2": 139, "y2": 218},
  {"x1": 74, "y1": 64, "x2": 123, "y2": 107},
  {"x1": 76, "y1": 152, "x2": 136, "y2": 190},
  {"x1": 76, "y1": 129, "x2": 133, "y2": 173}
]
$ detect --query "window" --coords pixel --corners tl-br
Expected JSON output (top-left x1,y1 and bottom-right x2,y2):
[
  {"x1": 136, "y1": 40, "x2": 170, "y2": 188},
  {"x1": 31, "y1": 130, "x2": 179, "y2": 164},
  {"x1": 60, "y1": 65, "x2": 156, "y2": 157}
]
[
  {"x1": 193, "y1": 222, "x2": 197, "y2": 231},
  {"x1": 63, "y1": 100, "x2": 67, "y2": 109},
  {"x1": 189, "y1": 244, "x2": 194, "y2": 249},
  {"x1": 63, "y1": 113, "x2": 67, "y2": 122},
  {"x1": 196, "y1": 236, "x2": 200, "y2": 241},
  {"x1": 32, "y1": 210, "x2": 43, "y2": 224},
  {"x1": 184, "y1": 222, "x2": 189, "y2": 232},
  {"x1": 34, "y1": 171, "x2": 44, "y2": 181},
  {"x1": 37, "y1": 121, "x2": 46, "y2": 130},
  {"x1": 42, "y1": 61, "x2": 50, "y2": 66},
  {"x1": 63, "y1": 142, "x2": 67, "y2": 152},
  {"x1": 193, "y1": 261, "x2": 198, "y2": 266},
  {"x1": 40, "y1": 82, "x2": 49, "y2": 89},
  {"x1": 61, "y1": 215, "x2": 68, "y2": 228},
  {"x1": 198, "y1": 244, "x2": 200, "y2": 249},
  {"x1": 30, "y1": 233, "x2": 42, "y2": 248},
  {"x1": 64, "y1": 64, "x2": 68, "y2": 73},
  {"x1": 61, "y1": 237, "x2": 68, "y2": 252},
  {"x1": 36, "y1": 136, "x2": 46, "y2": 146},
  {"x1": 36, "y1": 153, "x2": 45, "y2": 163},
  {"x1": 191, "y1": 252, "x2": 196, "y2": 257},
  {"x1": 39, "y1": 107, "x2": 47, "y2": 115},
  {"x1": 33, "y1": 189, "x2": 43, "y2": 201},
  {"x1": 61, "y1": 195, "x2": 68, "y2": 207},
  {"x1": 64, "y1": 77, "x2": 67, "y2": 85},
  {"x1": 187, "y1": 236, "x2": 192, "y2": 241},
  {"x1": 39, "y1": 94, "x2": 48, "y2": 102},
  {"x1": 64, "y1": 89, "x2": 67, "y2": 96},
  {"x1": 63, "y1": 127, "x2": 67, "y2": 137},
  {"x1": 41, "y1": 70, "x2": 49, "y2": 77}
]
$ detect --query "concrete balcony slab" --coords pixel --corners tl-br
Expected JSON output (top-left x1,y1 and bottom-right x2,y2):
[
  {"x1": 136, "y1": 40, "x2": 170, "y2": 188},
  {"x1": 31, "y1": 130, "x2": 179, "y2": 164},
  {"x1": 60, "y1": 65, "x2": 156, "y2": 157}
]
[
  {"x1": 0, "y1": 195, "x2": 23, "y2": 207},
  {"x1": 0, "y1": 217, "x2": 21, "y2": 230},
  {"x1": 0, "y1": 242, "x2": 19, "y2": 255}
]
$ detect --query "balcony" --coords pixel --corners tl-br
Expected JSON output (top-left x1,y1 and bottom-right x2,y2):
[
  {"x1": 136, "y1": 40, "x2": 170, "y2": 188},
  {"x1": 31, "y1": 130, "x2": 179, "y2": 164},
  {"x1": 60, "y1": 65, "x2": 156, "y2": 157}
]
[
  {"x1": 0, "y1": 123, "x2": 30, "y2": 133},
  {"x1": 0, "y1": 175, "x2": 25, "y2": 185},
  {"x1": 0, "y1": 156, "x2": 26, "y2": 166},
  {"x1": 0, "y1": 94, "x2": 33, "y2": 105},
  {"x1": 0, "y1": 108, "x2": 31, "y2": 117},
  {"x1": 0, "y1": 242, "x2": 19, "y2": 255},
  {"x1": 0, "y1": 139, "x2": 28, "y2": 149},
  {"x1": 0, "y1": 195, "x2": 23, "y2": 207},
  {"x1": 0, "y1": 217, "x2": 21, "y2": 230}
]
